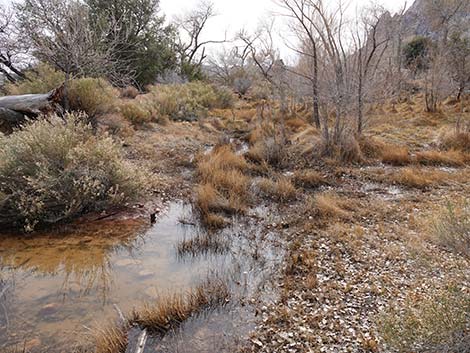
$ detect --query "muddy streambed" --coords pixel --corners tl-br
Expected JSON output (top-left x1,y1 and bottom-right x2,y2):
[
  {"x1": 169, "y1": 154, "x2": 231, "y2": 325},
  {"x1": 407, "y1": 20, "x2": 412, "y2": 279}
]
[{"x1": 0, "y1": 202, "x2": 282, "y2": 352}]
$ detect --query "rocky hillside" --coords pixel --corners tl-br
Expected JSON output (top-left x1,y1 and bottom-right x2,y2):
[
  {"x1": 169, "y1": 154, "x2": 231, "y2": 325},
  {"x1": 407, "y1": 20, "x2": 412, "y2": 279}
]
[{"x1": 399, "y1": 0, "x2": 469, "y2": 40}]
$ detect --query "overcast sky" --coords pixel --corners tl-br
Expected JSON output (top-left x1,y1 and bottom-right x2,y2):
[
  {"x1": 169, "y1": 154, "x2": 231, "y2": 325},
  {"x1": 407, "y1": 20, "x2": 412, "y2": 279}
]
[
  {"x1": 161, "y1": 0, "x2": 410, "y2": 60},
  {"x1": 2, "y1": 0, "x2": 411, "y2": 60}
]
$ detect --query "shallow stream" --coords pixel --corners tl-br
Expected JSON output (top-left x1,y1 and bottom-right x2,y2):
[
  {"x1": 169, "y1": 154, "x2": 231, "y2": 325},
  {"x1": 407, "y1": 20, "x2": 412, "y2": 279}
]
[{"x1": 0, "y1": 203, "x2": 281, "y2": 352}]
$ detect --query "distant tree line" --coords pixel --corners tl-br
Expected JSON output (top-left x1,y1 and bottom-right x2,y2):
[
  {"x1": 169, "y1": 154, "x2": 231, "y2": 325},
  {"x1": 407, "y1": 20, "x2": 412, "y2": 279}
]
[{"x1": 0, "y1": 0, "x2": 222, "y2": 88}]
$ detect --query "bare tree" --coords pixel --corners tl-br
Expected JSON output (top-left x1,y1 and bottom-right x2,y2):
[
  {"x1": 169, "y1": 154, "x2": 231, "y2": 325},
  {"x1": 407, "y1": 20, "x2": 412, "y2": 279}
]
[
  {"x1": 352, "y1": 5, "x2": 390, "y2": 133},
  {"x1": 447, "y1": 32, "x2": 470, "y2": 101},
  {"x1": 0, "y1": 6, "x2": 31, "y2": 84},
  {"x1": 176, "y1": 0, "x2": 227, "y2": 77},
  {"x1": 239, "y1": 20, "x2": 290, "y2": 114},
  {"x1": 276, "y1": 0, "x2": 321, "y2": 128},
  {"x1": 16, "y1": 0, "x2": 133, "y2": 106},
  {"x1": 207, "y1": 46, "x2": 255, "y2": 95}
]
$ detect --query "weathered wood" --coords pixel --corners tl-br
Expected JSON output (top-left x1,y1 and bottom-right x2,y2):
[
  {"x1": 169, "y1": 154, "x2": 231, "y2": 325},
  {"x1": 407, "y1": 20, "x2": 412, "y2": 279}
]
[
  {"x1": 0, "y1": 86, "x2": 64, "y2": 127},
  {"x1": 134, "y1": 329, "x2": 148, "y2": 353}
]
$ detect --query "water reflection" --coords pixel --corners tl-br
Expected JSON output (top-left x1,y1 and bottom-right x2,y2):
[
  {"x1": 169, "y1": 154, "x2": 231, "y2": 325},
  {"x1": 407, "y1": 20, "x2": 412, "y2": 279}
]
[
  {"x1": 0, "y1": 219, "x2": 145, "y2": 301},
  {"x1": 0, "y1": 202, "x2": 283, "y2": 353},
  {"x1": 0, "y1": 203, "x2": 223, "y2": 352}
]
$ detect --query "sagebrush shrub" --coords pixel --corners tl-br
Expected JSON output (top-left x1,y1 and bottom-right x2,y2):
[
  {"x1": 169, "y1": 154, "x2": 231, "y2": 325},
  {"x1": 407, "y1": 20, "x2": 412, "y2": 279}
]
[
  {"x1": 380, "y1": 286, "x2": 470, "y2": 353},
  {"x1": 5, "y1": 63, "x2": 65, "y2": 95},
  {"x1": 145, "y1": 82, "x2": 234, "y2": 120},
  {"x1": 120, "y1": 101, "x2": 152, "y2": 126},
  {"x1": 68, "y1": 78, "x2": 118, "y2": 117},
  {"x1": 432, "y1": 201, "x2": 470, "y2": 258},
  {"x1": 0, "y1": 113, "x2": 146, "y2": 231}
]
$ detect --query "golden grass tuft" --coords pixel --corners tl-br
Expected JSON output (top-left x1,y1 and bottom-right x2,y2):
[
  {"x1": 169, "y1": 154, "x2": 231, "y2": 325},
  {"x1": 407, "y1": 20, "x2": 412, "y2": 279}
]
[
  {"x1": 415, "y1": 150, "x2": 465, "y2": 167},
  {"x1": 387, "y1": 167, "x2": 449, "y2": 188},
  {"x1": 286, "y1": 117, "x2": 308, "y2": 131},
  {"x1": 439, "y1": 130, "x2": 470, "y2": 153},
  {"x1": 381, "y1": 146, "x2": 412, "y2": 166},
  {"x1": 195, "y1": 184, "x2": 228, "y2": 215},
  {"x1": 197, "y1": 145, "x2": 249, "y2": 179},
  {"x1": 129, "y1": 278, "x2": 230, "y2": 335},
  {"x1": 246, "y1": 138, "x2": 286, "y2": 167},
  {"x1": 94, "y1": 323, "x2": 128, "y2": 353},
  {"x1": 257, "y1": 177, "x2": 297, "y2": 202},
  {"x1": 194, "y1": 145, "x2": 252, "y2": 226},
  {"x1": 311, "y1": 192, "x2": 356, "y2": 220},
  {"x1": 292, "y1": 170, "x2": 327, "y2": 189},
  {"x1": 358, "y1": 136, "x2": 388, "y2": 159}
]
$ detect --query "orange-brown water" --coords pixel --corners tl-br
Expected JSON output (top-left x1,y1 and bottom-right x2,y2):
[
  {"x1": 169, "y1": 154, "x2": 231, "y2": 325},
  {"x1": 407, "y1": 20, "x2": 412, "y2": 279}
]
[{"x1": 0, "y1": 203, "x2": 230, "y2": 352}]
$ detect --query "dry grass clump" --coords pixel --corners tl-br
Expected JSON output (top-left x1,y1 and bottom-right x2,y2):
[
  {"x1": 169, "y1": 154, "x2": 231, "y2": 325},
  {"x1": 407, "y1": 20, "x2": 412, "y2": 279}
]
[
  {"x1": 310, "y1": 134, "x2": 364, "y2": 165},
  {"x1": 197, "y1": 145, "x2": 250, "y2": 178},
  {"x1": 310, "y1": 192, "x2": 355, "y2": 220},
  {"x1": 248, "y1": 122, "x2": 276, "y2": 145},
  {"x1": 97, "y1": 113, "x2": 134, "y2": 137},
  {"x1": 94, "y1": 323, "x2": 128, "y2": 353},
  {"x1": 286, "y1": 117, "x2": 308, "y2": 131},
  {"x1": 120, "y1": 86, "x2": 140, "y2": 99},
  {"x1": 386, "y1": 167, "x2": 448, "y2": 188},
  {"x1": 439, "y1": 130, "x2": 470, "y2": 153},
  {"x1": 415, "y1": 150, "x2": 465, "y2": 167},
  {"x1": 119, "y1": 101, "x2": 152, "y2": 126},
  {"x1": 176, "y1": 233, "x2": 230, "y2": 257},
  {"x1": 257, "y1": 177, "x2": 297, "y2": 202},
  {"x1": 358, "y1": 136, "x2": 388, "y2": 159},
  {"x1": 129, "y1": 278, "x2": 230, "y2": 335},
  {"x1": 379, "y1": 285, "x2": 470, "y2": 353},
  {"x1": 381, "y1": 145, "x2": 412, "y2": 166},
  {"x1": 195, "y1": 145, "x2": 252, "y2": 227},
  {"x1": 431, "y1": 201, "x2": 470, "y2": 258},
  {"x1": 246, "y1": 137, "x2": 287, "y2": 168},
  {"x1": 292, "y1": 169, "x2": 327, "y2": 189},
  {"x1": 195, "y1": 184, "x2": 228, "y2": 215},
  {"x1": 0, "y1": 113, "x2": 146, "y2": 231}
]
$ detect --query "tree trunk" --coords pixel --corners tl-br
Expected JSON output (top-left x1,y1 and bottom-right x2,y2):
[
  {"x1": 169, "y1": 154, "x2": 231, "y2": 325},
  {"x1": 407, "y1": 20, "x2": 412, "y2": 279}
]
[
  {"x1": 312, "y1": 43, "x2": 321, "y2": 129},
  {"x1": 357, "y1": 71, "x2": 364, "y2": 134},
  {"x1": 0, "y1": 86, "x2": 64, "y2": 128}
]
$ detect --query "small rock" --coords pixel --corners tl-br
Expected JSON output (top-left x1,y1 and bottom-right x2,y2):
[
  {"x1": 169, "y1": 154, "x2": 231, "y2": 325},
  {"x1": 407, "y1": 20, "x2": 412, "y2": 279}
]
[
  {"x1": 115, "y1": 259, "x2": 141, "y2": 267},
  {"x1": 38, "y1": 303, "x2": 60, "y2": 317},
  {"x1": 138, "y1": 270, "x2": 154, "y2": 278}
]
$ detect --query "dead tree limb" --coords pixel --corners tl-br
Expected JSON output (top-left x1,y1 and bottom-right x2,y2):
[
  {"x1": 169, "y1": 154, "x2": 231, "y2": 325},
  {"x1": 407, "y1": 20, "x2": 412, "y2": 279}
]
[{"x1": 0, "y1": 85, "x2": 64, "y2": 128}]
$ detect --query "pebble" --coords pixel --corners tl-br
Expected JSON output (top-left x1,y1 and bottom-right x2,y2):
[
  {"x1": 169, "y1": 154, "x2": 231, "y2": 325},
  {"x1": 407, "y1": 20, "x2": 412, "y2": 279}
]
[
  {"x1": 38, "y1": 303, "x2": 60, "y2": 317},
  {"x1": 115, "y1": 258, "x2": 141, "y2": 267}
]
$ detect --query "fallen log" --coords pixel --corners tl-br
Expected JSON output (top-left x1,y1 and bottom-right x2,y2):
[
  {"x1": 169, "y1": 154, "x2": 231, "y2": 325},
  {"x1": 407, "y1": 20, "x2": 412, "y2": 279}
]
[{"x1": 0, "y1": 86, "x2": 64, "y2": 130}]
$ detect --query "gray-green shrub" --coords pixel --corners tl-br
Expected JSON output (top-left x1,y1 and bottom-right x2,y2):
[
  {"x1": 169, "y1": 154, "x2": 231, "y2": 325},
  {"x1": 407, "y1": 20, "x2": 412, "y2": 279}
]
[
  {"x1": 145, "y1": 82, "x2": 234, "y2": 120},
  {"x1": 380, "y1": 286, "x2": 470, "y2": 352},
  {"x1": 0, "y1": 113, "x2": 146, "y2": 231},
  {"x1": 432, "y1": 201, "x2": 470, "y2": 258}
]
